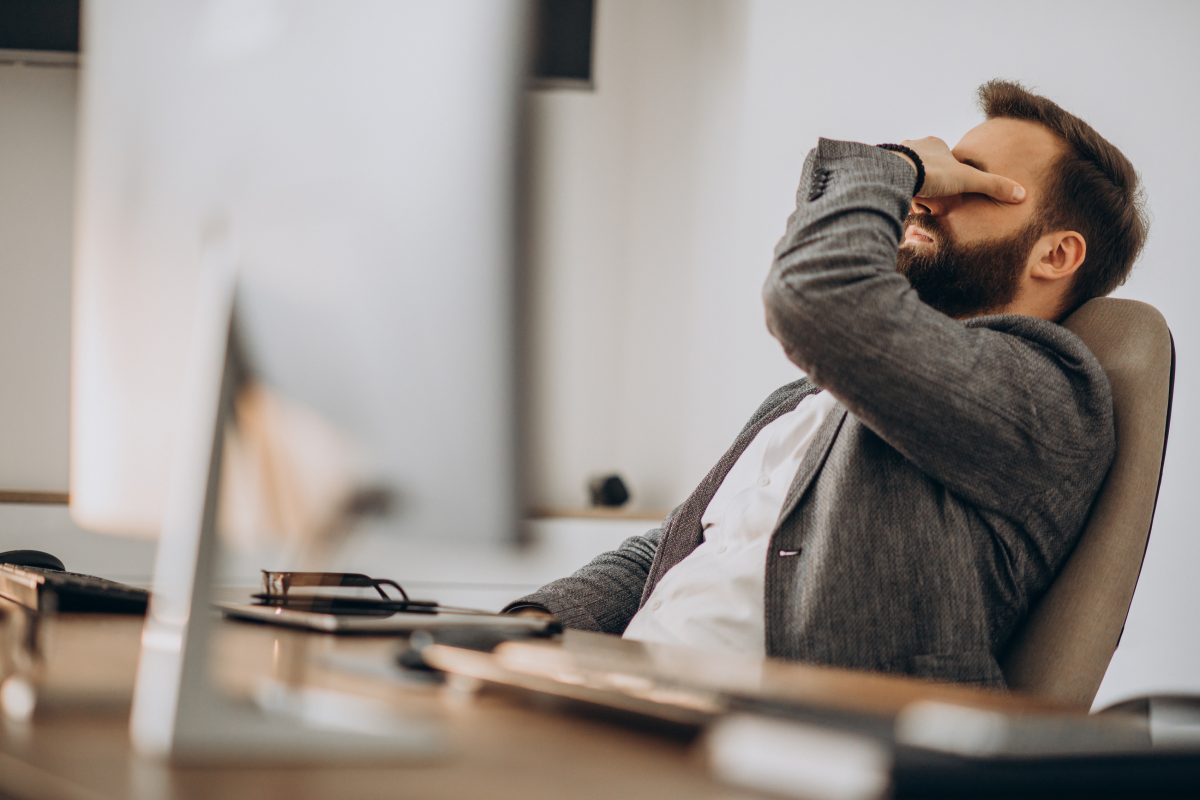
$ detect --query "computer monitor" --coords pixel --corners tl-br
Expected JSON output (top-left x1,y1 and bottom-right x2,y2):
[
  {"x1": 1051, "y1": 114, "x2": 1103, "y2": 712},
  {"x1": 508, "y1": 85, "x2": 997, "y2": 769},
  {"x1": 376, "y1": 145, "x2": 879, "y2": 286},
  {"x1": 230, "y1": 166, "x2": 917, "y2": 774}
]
[
  {"x1": 70, "y1": 0, "x2": 529, "y2": 761},
  {"x1": 72, "y1": 0, "x2": 527, "y2": 545}
]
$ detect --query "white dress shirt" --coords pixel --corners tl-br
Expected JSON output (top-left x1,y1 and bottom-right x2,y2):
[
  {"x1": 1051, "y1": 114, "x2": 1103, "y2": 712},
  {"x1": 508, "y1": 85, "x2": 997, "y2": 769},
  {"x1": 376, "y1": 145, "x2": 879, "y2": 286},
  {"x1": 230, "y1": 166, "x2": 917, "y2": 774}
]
[{"x1": 623, "y1": 389, "x2": 839, "y2": 653}]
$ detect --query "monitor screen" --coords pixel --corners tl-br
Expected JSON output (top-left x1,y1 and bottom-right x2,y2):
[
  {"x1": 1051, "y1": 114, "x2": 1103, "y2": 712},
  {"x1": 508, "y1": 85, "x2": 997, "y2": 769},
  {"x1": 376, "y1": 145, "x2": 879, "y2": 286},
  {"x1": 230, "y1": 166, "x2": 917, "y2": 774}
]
[{"x1": 71, "y1": 0, "x2": 528, "y2": 548}]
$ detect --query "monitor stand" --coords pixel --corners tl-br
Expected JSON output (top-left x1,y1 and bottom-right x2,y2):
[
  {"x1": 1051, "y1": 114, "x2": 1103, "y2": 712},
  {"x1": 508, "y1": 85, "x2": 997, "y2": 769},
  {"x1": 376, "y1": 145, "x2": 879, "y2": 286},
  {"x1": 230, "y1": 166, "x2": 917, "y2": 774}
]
[{"x1": 129, "y1": 244, "x2": 443, "y2": 763}]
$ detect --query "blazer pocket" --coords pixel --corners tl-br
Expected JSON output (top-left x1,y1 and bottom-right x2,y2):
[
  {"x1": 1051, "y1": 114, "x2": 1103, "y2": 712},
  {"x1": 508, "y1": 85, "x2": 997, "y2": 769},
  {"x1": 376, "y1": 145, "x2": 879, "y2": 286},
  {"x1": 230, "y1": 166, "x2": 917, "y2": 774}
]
[{"x1": 908, "y1": 651, "x2": 1006, "y2": 689}]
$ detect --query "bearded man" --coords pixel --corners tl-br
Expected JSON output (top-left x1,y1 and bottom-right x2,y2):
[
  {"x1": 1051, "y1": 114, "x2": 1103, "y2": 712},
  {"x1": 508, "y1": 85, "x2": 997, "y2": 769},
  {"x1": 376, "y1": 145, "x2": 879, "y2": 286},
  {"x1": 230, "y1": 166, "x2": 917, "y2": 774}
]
[{"x1": 506, "y1": 80, "x2": 1148, "y2": 688}]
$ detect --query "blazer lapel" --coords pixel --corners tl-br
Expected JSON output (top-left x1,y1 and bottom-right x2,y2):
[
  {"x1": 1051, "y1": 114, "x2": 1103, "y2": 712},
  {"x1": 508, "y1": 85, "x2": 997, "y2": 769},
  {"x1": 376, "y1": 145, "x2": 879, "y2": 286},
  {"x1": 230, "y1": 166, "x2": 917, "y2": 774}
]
[{"x1": 774, "y1": 405, "x2": 848, "y2": 528}]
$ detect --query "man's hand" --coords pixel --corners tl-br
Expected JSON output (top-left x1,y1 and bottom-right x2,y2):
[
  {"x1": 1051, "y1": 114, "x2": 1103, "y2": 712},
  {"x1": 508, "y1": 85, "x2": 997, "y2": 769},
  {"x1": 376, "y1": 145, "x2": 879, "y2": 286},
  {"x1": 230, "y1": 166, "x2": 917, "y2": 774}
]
[
  {"x1": 507, "y1": 606, "x2": 556, "y2": 621},
  {"x1": 889, "y1": 137, "x2": 1026, "y2": 203}
]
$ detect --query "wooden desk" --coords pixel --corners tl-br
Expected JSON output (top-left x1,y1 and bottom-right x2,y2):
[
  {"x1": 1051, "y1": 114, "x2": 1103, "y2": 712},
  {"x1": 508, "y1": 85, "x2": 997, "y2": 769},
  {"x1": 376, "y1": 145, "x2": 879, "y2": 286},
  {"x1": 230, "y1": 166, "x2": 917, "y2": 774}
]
[{"x1": 0, "y1": 605, "x2": 1055, "y2": 800}]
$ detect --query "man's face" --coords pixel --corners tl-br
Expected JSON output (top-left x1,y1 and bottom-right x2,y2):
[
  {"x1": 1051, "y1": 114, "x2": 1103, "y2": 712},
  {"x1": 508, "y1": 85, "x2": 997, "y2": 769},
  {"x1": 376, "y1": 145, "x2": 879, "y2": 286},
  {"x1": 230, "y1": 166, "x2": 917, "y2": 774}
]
[{"x1": 896, "y1": 118, "x2": 1064, "y2": 318}]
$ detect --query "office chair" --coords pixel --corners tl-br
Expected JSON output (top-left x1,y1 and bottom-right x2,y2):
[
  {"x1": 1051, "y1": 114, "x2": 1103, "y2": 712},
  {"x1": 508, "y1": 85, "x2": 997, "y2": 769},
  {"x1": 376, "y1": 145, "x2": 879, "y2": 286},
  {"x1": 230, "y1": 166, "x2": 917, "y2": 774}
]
[{"x1": 1001, "y1": 297, "x2": 1175, "y2": 709}]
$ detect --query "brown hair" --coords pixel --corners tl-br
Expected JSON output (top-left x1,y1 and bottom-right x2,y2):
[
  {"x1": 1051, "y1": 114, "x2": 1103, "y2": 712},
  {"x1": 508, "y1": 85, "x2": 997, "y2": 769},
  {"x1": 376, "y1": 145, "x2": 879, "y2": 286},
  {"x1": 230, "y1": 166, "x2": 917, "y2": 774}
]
[{"x1": 977, "y1": 79, "x2": 1148, "y2": 317}]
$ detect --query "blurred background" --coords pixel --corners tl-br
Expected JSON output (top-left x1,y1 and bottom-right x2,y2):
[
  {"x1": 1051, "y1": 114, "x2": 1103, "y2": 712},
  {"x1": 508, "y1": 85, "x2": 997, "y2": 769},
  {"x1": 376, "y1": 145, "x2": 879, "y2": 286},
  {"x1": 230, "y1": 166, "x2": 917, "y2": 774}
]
[{"x1": 0, "y1": 0, "x2": 1196, "y2": 709}]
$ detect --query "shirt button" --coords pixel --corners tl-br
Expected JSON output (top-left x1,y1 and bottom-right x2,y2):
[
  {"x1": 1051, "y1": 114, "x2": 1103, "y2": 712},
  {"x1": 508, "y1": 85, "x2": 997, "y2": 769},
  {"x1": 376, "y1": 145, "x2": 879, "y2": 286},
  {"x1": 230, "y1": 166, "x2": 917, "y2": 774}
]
[
  {"x1": 651, "y1": 599, "x2": 663, "y2": 611},
  {"x1": 757, "y1": 476, "x2": 771, "y2": 487},
  {"x1": 717, "y1": 544, "x2": 729, "y2": 554}
]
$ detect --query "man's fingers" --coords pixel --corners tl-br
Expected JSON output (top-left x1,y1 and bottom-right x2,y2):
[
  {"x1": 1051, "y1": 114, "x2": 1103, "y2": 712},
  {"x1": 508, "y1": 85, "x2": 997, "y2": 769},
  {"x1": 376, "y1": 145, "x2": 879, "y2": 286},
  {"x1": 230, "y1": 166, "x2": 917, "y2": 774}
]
[
  {"x1": 898, "y1": 135, "x2": 1027, "y2": 202},
  {"x1": 997, "y1": 177, "x2": 1026, "y2": 203},
  {"x1": 974, "y1": 169, "x2": 1026, "y2": 203}
]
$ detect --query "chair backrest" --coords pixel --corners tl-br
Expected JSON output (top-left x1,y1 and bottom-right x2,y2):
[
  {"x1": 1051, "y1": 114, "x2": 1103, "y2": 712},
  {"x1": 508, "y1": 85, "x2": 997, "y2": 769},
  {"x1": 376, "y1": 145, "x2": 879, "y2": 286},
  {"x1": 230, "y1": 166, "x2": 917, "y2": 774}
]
[{"x1": 1001, "y1": 297, "x2": 1174, "y2": 709}]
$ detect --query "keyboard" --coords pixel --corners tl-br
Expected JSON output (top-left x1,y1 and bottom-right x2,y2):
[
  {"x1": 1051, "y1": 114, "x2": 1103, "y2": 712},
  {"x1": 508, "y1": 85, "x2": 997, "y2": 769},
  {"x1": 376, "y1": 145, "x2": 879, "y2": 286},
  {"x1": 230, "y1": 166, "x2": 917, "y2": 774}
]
[{"x1": 0, "y1": 564, "x2": 149, "y2": 615}]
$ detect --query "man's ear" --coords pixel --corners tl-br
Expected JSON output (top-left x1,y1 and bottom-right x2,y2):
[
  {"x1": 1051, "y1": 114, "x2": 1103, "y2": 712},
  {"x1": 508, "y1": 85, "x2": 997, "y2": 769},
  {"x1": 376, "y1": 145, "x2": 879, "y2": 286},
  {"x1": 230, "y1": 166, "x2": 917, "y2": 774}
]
[{"x1": 1030, "y1": 230, "x2": 1086, "y2": 282}]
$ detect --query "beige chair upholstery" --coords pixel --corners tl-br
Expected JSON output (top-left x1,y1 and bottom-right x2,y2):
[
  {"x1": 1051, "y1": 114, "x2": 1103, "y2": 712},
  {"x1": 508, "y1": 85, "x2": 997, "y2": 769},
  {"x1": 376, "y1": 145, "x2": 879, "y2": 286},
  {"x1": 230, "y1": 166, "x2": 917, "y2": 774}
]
[{"x1": 1001, "y1": 297, "x2": 1174, "y2": 709}]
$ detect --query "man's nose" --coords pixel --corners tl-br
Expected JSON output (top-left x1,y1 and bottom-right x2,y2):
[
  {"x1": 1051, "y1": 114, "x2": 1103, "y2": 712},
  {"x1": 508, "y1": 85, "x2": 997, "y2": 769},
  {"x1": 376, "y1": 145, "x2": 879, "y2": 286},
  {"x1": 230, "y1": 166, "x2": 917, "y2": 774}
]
[{"x1": 911, "y1": 194, "x2": 960, "y2": 216}]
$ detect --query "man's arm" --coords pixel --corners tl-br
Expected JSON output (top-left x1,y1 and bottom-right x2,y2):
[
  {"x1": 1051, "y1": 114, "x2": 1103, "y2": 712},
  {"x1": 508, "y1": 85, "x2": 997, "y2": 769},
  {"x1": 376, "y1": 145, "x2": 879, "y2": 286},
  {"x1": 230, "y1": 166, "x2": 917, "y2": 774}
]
[
  {"x1": 762, "y1": 138, "x2": 1113, "y2": 513},
  {"x1": 503, "y1": 519, "x2": 671, "y2": 632}
]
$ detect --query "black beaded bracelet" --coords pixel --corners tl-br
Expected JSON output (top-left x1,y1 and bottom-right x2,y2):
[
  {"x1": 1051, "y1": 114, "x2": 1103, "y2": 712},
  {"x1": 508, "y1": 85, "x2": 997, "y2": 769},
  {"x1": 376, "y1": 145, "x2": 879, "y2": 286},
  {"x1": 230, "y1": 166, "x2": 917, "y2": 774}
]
[{"x1": 876, "y1": 143, "x2": 925, "y2": 195}]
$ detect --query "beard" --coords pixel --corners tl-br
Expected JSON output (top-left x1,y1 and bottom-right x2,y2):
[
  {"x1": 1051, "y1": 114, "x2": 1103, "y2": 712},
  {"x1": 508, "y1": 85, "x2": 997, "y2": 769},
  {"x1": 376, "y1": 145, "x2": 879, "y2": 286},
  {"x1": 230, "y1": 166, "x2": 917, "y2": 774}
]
[{"x1": 895, "y1": 213, "x2": 1041, "y2": 318}]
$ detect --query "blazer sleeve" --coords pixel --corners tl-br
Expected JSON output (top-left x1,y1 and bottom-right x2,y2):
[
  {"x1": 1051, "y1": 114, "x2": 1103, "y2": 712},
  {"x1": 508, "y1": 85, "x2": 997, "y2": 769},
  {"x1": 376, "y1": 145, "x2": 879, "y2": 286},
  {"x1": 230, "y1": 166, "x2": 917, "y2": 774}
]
[
  {"x1": 761, "y1": 138, "x2": 1113, "y2": 513},
  {"x1": 503, "y1": 517, "x2": 671, "y2": 633}
]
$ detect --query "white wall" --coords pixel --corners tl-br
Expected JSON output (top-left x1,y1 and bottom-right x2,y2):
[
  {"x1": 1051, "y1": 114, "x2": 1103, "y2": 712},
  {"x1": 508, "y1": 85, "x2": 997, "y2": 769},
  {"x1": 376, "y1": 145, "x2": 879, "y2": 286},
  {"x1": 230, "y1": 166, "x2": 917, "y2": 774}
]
[
  {"x1": 0, "y1": 65, "x2": 120, "y2": 575},
  {"x1": 0, "y1": 63, "x2": 74, "y2": 492},
  {"x1": 529, "y1": 0, "x2": 1200, "y2": 706},
  {"x1": 526, "y1": 0, "x2": 753, "y2": 515}
]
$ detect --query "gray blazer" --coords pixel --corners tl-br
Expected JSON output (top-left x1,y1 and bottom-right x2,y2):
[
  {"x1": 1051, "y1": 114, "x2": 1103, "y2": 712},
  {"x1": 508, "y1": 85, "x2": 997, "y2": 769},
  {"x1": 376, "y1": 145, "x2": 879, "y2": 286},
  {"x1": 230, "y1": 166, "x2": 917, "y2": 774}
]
[{"x1": 512, "y1": 139, "x2": 1115, "y2": 688}]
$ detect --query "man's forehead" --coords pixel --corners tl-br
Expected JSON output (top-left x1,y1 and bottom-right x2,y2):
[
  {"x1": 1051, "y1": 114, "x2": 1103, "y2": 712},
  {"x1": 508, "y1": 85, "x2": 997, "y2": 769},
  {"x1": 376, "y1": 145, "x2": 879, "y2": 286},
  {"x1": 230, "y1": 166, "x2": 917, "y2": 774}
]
[{"x1": 952, "y1": 117, "x2": 1063, "y2": 182}]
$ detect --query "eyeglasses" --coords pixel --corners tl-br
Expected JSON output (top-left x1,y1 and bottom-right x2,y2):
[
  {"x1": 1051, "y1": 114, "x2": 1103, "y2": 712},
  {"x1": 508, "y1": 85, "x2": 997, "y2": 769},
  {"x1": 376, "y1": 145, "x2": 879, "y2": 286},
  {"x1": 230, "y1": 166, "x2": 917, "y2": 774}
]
[
  {"x1": 261, "y1": 570, "x2": 409, "y2": 601},
  {"x1": 253, "y1": 571, "x2": 496, "y2": 617},
  {"x1": 255, "y1": 571, "x2": 438, "y2": 616}
]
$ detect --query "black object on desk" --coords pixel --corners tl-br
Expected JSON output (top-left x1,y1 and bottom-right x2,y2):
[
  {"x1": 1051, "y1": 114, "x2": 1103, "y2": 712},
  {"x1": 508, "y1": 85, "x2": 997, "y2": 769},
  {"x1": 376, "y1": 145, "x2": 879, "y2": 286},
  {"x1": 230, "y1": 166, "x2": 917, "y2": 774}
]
[
  {"x1": 0, "y1": 561, "x2": 149, "y2": 615},
  {"x1": 893, "y1": 745, "x2": 1200, "y2": 798},
  {"x1": 0, "y1": 549, "x2": 66, "y2": 572},
  {"x1": 250, "y1": 594, "x2": 442, "y2": 616}
]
